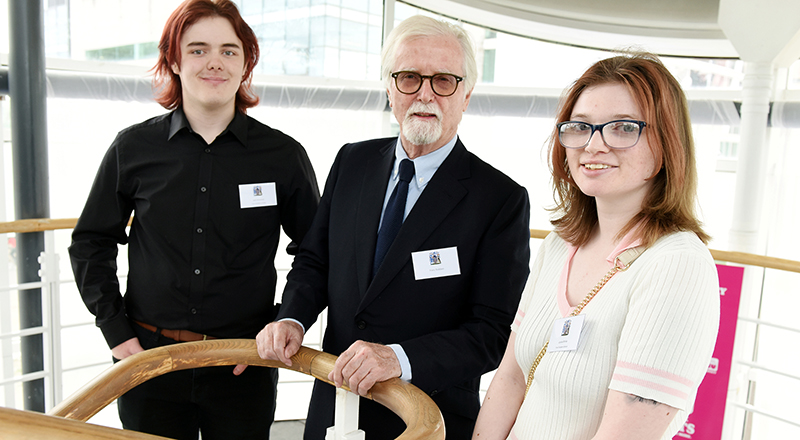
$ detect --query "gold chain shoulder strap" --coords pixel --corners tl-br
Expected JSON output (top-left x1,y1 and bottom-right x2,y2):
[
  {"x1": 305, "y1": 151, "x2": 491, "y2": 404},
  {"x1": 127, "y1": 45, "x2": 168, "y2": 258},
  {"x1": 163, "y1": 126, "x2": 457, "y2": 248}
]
[{"x1": 523, "y1": 246, "x2": 644, "y2": 396}]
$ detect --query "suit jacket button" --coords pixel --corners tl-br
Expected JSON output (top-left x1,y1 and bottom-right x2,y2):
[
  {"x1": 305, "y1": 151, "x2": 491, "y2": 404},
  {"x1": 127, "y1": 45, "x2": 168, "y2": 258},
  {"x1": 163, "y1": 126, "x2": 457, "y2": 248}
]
[{"x1": 357, "y1": 320, "x2": 367, "y2": 330}]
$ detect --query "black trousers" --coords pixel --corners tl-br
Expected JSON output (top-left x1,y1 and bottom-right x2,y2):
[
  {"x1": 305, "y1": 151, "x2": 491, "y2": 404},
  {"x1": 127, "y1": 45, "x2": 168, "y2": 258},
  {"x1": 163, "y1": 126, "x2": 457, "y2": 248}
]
[{"x1": 117, "y1": 323, "x2": 278, "y2": 440}]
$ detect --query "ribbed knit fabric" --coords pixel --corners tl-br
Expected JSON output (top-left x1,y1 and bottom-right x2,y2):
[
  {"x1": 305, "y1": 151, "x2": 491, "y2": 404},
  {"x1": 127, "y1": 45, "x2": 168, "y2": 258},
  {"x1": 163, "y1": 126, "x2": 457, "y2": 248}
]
[{"x1": 510, "y1": 231, "x2": 720, "y2": 440}]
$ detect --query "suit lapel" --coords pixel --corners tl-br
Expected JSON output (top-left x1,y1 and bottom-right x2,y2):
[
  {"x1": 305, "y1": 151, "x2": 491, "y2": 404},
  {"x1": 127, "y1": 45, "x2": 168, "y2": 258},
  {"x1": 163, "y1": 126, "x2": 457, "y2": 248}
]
[
  {"x1": 359, "y1": 141, "x2": 470, "y2": 312},
  {"x1": 354, "y1": 140, "x2": 395, "y2": 297}
]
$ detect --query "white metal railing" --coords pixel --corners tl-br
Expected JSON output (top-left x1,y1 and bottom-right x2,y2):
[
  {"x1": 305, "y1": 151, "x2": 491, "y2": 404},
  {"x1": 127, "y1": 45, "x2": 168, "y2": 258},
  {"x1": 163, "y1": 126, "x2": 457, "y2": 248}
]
[
  {"x1": 1, "y1": 224, "x2": 799, "y2": 439},
  {"x1": 0, "y1": 229, "x2": 62, "y2": 409},
  {"x1": 728, "y1": 312, "x2": 800, "y2": 434}
]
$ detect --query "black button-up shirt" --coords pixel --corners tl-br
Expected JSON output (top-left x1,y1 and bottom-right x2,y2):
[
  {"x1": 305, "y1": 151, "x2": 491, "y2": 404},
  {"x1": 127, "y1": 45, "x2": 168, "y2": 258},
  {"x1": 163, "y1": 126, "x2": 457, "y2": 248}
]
[{"x1": 69, "y1": 108, "x2": 320, "y2": 349}]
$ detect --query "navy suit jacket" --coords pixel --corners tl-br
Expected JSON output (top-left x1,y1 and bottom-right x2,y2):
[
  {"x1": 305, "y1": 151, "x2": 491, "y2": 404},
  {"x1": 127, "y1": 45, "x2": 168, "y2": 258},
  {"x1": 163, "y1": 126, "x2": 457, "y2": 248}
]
[{"x1": 278, "y1": 137, "x2": 530, "y2": 439}]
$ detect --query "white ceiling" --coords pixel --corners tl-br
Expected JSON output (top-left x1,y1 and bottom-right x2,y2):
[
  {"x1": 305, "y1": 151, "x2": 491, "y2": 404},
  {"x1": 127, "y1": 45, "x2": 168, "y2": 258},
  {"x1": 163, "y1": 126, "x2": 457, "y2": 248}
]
[{"x1": 405, "y1": 0, "x2": 800, "y2": 60}]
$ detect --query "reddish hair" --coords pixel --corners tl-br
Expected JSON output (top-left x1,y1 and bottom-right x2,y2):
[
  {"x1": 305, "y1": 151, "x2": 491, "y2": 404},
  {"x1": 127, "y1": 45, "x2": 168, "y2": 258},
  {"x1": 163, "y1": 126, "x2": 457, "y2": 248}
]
[
  {"x1": 548, "y1": 52, "x2": 709, "y2": 248},
  {"x1": 152, "y1": 0, "x2": 260, "y2": 113}
]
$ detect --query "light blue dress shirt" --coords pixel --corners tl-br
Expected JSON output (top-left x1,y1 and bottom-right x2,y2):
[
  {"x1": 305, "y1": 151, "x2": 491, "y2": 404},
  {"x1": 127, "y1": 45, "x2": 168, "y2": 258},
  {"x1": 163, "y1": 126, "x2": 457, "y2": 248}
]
[
  {"x1": 284, "y1": 134, "x2": 459, "y2": 383},
  {"x1": 382, "y1": 135, "x2": 457, "y2": 382},
  {"x1": 377, "y1": 135, "x2": 458, "y2": 230}
]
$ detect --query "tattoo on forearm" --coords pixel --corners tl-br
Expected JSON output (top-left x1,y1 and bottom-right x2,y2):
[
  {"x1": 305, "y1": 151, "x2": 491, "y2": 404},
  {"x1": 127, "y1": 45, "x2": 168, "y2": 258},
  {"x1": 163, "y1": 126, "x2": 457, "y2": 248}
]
[{"x1": 627, "y1": 393, "x2": 660, "y2": 406}]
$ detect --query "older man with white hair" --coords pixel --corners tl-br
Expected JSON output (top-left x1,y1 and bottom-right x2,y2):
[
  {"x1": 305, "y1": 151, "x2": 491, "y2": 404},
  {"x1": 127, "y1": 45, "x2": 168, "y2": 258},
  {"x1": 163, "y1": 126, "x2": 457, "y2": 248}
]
[{"x1": 257, "y1": 15, "x2": 530, "y2": 440}]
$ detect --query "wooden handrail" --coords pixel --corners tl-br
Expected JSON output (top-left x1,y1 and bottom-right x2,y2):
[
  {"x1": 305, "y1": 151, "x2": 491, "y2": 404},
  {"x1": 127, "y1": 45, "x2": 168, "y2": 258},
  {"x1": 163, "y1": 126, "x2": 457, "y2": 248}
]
[
  {"x1": 2, "y1": 218, "x2": 796, "y2": 273},
  {"x1": 0, "y1": 218, "x2": 80, "y2": 234},
  {"x1": 47, "y1": 340, "x2": 444, "y2": 440},
  {"x1": 529, "y1": 228, "x2": 800, "y2": 274},
  {"x1": 0, "y1": 405, "x2": 169, "y2": 439}
]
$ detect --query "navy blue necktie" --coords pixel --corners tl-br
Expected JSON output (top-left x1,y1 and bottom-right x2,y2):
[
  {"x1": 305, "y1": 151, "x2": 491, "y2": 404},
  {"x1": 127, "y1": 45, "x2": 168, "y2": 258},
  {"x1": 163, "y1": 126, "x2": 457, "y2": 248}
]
[{"x1": 373, "y1": 159, "x2": 415, "y2": 277}]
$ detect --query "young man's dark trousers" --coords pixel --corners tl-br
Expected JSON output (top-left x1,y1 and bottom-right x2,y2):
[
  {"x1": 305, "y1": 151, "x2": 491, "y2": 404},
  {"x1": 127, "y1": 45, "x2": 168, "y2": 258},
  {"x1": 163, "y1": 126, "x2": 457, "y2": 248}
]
[{"x1": 116, "y1": 323, "x2": 278, "y2": 440}]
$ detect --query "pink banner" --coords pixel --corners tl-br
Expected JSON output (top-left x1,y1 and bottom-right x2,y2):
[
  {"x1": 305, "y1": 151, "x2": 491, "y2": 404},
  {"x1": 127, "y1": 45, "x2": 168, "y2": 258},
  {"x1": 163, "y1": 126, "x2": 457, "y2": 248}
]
[{"x1": 673, "y1": 264, "x2": 744, "y2": 440}]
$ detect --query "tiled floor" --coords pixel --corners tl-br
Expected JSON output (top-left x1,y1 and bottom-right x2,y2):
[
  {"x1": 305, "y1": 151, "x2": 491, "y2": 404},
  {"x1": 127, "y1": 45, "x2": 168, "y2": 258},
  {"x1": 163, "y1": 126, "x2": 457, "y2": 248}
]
[{"x1": 270, "y1": 420, "x2": 306, "y2": 439}]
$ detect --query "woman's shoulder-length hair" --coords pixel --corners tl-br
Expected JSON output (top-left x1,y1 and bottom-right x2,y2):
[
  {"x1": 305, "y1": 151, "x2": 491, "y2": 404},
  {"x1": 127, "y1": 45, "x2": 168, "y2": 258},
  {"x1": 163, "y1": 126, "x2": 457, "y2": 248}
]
[{"x1": 548, "y1": 51, "x2": 709, "y2": 248}]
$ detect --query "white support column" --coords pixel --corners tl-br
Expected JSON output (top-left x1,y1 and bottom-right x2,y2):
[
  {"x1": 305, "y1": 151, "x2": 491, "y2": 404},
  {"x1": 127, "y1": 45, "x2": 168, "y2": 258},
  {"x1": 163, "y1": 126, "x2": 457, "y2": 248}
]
[
  {"x1": 382, "y1": 0, "x2": 395, "y2": 44},
  {"x1": 729, "y1": 61, "x2": 773, "y2": 254},
  {"x1": 721, "y1": 61, "x2": 775, "y2": 440},
  {"x1": 326, "y1": 388, "x2": 366, "y2": 440}
]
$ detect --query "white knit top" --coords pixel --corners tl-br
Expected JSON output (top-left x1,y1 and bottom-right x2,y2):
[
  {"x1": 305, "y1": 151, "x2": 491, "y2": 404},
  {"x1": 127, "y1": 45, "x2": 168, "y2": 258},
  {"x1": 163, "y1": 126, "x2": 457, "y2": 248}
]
[{"x1": 510, "y1": 231, "x2": 720, "y2": 440}]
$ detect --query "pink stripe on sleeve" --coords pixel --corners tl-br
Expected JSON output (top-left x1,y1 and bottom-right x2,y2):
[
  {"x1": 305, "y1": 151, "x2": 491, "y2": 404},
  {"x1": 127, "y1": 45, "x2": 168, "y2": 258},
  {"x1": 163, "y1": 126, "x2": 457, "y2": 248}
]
[
  {"x1": 513, "y1": 309, "x2": 525, "y2": 327},
  {"x1": 616, "y1": 361, "x2": 694, "y2": 387},
  {"x1": 612, "y1": 373, "x2": 689, "y2": 400}
]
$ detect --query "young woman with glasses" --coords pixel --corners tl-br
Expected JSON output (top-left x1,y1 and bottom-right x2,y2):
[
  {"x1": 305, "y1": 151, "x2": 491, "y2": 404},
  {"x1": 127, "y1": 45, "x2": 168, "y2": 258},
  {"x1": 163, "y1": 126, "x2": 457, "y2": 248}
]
[{"x1": 472, "y1": 52, "x2": 720, "y2": 440}]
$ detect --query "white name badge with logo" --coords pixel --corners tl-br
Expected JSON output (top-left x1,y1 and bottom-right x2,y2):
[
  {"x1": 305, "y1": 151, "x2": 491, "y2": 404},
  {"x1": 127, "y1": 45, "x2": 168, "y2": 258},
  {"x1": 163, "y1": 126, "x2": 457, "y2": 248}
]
[
  {"x1": 411, "y1": 246, "x2": 460, "y2": 280},
  {"x1": 548, "y1": 314, "x2": 586, "y2": 352},
  {"x1": 239, "y1": 182, "x2": 277, "y2": 209}
]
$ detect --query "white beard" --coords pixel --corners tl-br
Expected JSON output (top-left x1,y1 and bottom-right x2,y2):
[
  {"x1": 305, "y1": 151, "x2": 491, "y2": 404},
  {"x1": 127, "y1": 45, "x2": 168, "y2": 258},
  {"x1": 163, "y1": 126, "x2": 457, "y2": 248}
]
[{"x1": 402, "y1": 103, "x2": 443, "y2": 146}]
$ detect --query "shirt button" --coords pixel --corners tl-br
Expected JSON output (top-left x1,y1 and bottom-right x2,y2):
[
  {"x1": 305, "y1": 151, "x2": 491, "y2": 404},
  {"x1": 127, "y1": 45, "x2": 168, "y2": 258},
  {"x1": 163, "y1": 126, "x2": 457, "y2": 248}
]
[
  {"x1": 196, "y1": 227, "x2": 203, "y2": 234},
  {"x1": 205, "y1": 148, "x2": 211, "y2": 153},
  {"x1": 200, "y1": 186, "x2": 207, "y2": 193},
  {"x1": 191, "y1": 308, "x2": 197, "y2": 315},
  {"x1": 357, "y1": 320, "x2": 367, "y2": 330},
  {"x1": 194, "y1": 269, "x2": 201, "y2": 275}
]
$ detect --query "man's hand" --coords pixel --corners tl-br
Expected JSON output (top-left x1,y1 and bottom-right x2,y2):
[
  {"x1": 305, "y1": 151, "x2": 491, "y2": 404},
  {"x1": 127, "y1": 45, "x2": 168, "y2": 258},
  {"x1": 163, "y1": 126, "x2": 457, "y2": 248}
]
[
  {"x1": 110, "y1": 337, "x2": 144, "y2": 360},
  {"x1": 329, "y1": 341, "x2": 402, "y2": 396},
  {"x1": 256, "y1": 320, "x2": 304, "y2": 366}
]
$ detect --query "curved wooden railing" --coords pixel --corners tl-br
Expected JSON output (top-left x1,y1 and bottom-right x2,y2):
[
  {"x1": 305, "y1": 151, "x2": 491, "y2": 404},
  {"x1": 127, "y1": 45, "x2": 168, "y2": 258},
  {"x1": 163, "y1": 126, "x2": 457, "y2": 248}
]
[
  {"x1": 3, "y1": 218, "x2": 798, "y2": 273},
  {"x1": 38, "y1": 340, "x2": 443, "y2": 439},
  {"x1": 2, "y1": 341, "x2": 443, "y2": 438},
  {"x1": 0, "y1": 405, "x2": 168, "y2": 439},
  {"x1": 2, "y1": 218, "x2": 799, "y2": 439}
]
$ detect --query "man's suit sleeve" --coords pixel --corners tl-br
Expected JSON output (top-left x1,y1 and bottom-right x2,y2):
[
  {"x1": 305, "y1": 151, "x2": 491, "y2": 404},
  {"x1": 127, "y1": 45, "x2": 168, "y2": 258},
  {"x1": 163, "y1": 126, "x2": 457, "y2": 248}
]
[
  {"x1": 68, "y1": 141, "x2": 136, "y2": 349},
  {"x1": 276, "y1": 145, "x2": 347, "y2": 330},
  {"x1": 401, "y1": 185, "x2": 530, "y2": 394}
]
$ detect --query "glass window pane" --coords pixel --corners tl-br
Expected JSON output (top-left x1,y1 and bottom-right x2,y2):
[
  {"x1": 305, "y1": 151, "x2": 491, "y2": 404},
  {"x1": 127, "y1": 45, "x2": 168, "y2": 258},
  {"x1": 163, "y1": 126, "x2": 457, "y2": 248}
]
[
  {"x1": 287, "y1": 0, "x2": 310, "y2": 9},
  {"x1": 286, "y1": 17, "x2": 310, "y2": 47},
  {"x1": 240, "y1": 0, "x2": 264, "y2": 15},
  {"x1": 264, "y1": 0, "x2": 286, "y2": 13},
  {"x1": 340, "y1": 20, "x2": 366, "y2": 52},
  {"x1": 341, "y1": 0, "x2": 368, "y2": 13},
  {"x1": 326, "y1": 17, "x2": 341, "y2": 48}
]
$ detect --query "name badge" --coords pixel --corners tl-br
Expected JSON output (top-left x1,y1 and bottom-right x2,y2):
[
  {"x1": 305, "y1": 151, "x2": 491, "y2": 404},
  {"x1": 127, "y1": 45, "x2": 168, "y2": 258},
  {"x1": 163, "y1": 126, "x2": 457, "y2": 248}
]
[
  {"x1": 548, "y1": 314, "x2": 586, "y2": 352},
  {"x1": 411, "y1": 246, "x2": 460, "y2": 280},
  {"x1": 239, "y1": 182, "x2": 277, "y2": 209}
]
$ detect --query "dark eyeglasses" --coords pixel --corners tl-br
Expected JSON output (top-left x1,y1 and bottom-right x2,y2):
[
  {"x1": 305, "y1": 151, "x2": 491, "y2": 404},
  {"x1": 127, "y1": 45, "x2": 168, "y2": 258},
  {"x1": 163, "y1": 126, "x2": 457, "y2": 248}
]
[
  {"x1": 390, "y1": 71, "x2": 464, "y2": 97},
  {"x1": 557, "y1": 120, "x2": 647, "y2": 149}
]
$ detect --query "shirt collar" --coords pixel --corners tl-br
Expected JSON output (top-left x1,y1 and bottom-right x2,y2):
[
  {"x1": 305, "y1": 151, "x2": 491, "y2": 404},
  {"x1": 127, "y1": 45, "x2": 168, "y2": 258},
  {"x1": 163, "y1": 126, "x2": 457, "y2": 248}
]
[
  {"x1": 392, "y1": 134, "x2": 458, "y2": 191},
  {"x1": 168, "y1": 107, "x2": 248, "y2": 147},
  {"x1": 606, "y1": 224, "x2": 644, "y2": 265},
  {"x1": 562, "y1": 222, "x2": 644, "y2": 269}
]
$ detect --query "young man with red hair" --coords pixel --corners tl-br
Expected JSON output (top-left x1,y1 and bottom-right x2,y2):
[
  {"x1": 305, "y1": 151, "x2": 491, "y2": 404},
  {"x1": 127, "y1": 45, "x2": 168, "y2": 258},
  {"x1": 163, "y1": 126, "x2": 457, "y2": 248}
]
[{"x1": 69, "y1": 1, "x2": 319, "y2": 438}]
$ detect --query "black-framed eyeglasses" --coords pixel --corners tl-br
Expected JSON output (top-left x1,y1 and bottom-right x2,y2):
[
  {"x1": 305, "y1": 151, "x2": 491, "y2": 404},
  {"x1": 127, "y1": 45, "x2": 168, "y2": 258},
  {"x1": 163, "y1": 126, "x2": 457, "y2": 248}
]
[
  {"x1": 557, "y1": 119, "x2": 647, "y2": 149},
  {"x1": 390, "y1": 71, "x2": 464, "y2": 97}
]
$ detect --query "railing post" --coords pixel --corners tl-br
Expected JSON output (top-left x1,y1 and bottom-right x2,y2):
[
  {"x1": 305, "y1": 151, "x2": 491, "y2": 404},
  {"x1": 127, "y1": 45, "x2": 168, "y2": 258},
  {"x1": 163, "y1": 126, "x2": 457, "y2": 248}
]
[
  {"x1": 326, "y1": 388, "x2": 366, "y2": 440},
  {"x1": 38, "y1": 230, "x2": 62, "y2": 409},
  {"x1": 0, "y1": 235, "x2": 13, "y2": 407}
]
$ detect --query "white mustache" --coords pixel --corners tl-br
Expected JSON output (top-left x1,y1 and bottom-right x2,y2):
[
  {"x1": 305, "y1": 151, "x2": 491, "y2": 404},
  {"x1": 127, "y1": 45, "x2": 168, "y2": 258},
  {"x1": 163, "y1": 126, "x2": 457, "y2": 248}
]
[{"x1": 405, "y1": 102, "x2": 442, "y2": 120}]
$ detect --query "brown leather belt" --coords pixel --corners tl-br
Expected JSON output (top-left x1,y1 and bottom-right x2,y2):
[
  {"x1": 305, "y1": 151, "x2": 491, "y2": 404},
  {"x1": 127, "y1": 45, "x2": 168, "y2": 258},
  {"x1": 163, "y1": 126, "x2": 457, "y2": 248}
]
[{"x1": 134, "y1": 320, "x2": 217, "y2": 342}]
